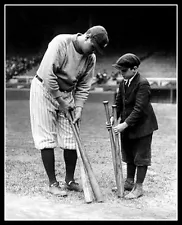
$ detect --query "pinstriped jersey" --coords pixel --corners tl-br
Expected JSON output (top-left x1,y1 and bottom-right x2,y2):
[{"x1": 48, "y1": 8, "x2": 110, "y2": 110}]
[{"x1": 37, "y1": 33, "x2": 96, "y2": 108}]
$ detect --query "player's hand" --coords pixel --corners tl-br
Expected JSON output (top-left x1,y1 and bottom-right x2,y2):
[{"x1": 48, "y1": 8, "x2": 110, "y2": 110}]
[
  {"x1": 106, "y1": 116, "x2": 114, "y2": 130},
  {"x1": 113, "y1": 122, "x2": 128, "y2": 134},
  {"x1": 57, "y1": 97, "x2": 75, "y2": 113},
  {"x1": 72, "y1": 106, "x2": 82, "y2": 124}
]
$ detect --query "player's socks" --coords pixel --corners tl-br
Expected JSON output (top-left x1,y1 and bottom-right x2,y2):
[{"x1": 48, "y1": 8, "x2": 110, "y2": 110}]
[
  {"x1": 64, "y1": 149, "x2": 77, "y2": 183},
  {"x1": 41, "y1": 148, "x2": 57, "y2": 185}
]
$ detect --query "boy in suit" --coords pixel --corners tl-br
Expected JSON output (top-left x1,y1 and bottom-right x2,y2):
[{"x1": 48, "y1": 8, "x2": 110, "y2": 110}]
[{"x1": 108, "y1": 53, "x2": 158, "y2": 199}]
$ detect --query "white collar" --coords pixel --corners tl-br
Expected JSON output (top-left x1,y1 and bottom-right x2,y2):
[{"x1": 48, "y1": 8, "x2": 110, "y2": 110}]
[{"x1": 124, "y1": 72, "x2": 137, "y2": 87}]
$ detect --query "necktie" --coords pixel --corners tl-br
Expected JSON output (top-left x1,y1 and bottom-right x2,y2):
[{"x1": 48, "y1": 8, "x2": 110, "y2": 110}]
[{"x1": 124, "y1": 79, "x2": 129, "y2": 92}]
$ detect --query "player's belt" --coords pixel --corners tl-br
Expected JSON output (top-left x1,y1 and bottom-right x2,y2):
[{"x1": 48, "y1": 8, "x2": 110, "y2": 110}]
[
  {"x1": 35, "y1": 74, "x2": 43, "y2": 83},
  {"x1": 35, "y1": 74, "x2": 73, "y2": 93}
]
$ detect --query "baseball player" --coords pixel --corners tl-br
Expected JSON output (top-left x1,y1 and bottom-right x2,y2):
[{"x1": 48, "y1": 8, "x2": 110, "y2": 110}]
[
  {"x1": 107, "y1": 53, "x2": 158, "y2": 199},
  {"x1": 30, "y1": 25, "x2": 109, "y2": 196}
]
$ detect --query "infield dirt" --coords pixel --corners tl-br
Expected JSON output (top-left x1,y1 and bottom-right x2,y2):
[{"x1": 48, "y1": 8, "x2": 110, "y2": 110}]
[{"x1": 5, "y1": 98, "x2": 177, "y2": 221}]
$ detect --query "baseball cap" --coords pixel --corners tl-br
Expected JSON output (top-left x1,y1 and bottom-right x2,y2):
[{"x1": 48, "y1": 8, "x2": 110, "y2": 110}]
[
  {"x1": 87, "y1": 25, "x2": 109, "y2": 54},
  {"x1": 112, "y1": 53, "x2": 141, "y2": 69}
]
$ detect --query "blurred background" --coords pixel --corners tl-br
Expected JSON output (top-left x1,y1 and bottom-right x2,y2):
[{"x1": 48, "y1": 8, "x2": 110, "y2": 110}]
[
  {"x1": 5, "y1": 4, "x2": 177, "y2": 103},
  {"x1": 6, "y1": 4, "x2": 176, "y2": 55}
]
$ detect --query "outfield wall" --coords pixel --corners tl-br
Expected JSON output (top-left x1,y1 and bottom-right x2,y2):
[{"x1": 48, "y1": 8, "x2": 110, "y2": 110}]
[{"x1": 6, "y1": 88, "x2": 176, "y2": 104}]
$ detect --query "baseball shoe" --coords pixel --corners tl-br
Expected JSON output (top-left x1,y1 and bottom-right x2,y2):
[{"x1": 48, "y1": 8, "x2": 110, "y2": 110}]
[
  {"x1": 112, "y1": 179, "x2": 134, "y2": 192},
  {"x1": 124, "y1": 183, "x2": 143, "y2": 199},
  {"x1": 65, "y1": 180, "x2": 83, "y2": 192},
  {"x1": 49, "y1": 181, "x2": 68, "y2": 197}
]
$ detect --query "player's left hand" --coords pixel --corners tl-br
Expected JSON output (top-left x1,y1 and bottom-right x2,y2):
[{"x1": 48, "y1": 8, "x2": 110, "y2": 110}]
[
  {"x1": 72, "y1": 107, "x2": 82, "y2": 124},
  {"x1": 113, "y1": 122, "x2": 128, "y2": 134}
]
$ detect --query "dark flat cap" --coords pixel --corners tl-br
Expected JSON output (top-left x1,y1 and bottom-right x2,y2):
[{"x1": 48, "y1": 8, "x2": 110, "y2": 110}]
[{"x1": 112, "y1": 53, "x2": 140, "y2": 69}]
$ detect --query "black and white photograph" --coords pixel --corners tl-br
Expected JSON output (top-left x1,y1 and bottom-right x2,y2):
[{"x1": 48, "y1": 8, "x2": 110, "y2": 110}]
[{"x1": 5, "y1": 4, "x2": 177, "y2": 221}]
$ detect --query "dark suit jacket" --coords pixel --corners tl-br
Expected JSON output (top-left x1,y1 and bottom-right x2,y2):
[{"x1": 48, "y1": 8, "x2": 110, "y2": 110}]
[{"x1": 115, "y1": 72, "x2": 158, "y2": 139}]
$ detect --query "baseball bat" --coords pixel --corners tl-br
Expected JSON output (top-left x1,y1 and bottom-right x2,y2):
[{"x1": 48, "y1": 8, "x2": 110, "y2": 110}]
[
  {"x1": 69, "y1": 111, "x2": 94, "y2": 203},
  {"x1": 67, "y1": 111, "x2": 103, "y2": 203},
  {"x1": 112, "y1": 105, "x2": 124, "y2": 198},
  {"x1": 103, "y1": 101, "x2": 117, "y2": 183}
]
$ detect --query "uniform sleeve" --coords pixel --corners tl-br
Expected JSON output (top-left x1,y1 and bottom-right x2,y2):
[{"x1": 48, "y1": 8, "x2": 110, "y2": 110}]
[
  {"x1": 125, "y1": 80, "x2": 151, "y2": 126},
  {"x1": 37, "y1": 38, "x2": 66, "y2": 98},
  {"x1": 74, "y1": 54, "x2": 96, "y2": 108}
]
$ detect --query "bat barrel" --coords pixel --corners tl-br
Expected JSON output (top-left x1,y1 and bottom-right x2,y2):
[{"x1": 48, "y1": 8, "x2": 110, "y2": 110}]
[
  {"x1": 67, "y1": 111, "x2": 103, "y2": 203},
  {"x1": 112, "y1": 105, "x2": 124, "y2": 198},
  {"x1": 103, "y1": 101, "x2": 118, "y2": 186}
]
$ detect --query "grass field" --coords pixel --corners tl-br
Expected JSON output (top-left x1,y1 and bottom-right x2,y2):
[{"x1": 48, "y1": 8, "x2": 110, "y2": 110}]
[{"x1": 5, "y1": 97, "x2": 177, "y2": 220}]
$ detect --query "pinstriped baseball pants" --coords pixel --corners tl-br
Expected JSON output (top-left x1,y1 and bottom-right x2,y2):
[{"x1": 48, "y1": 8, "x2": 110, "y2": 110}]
[{"x1": 29, "y1": 76, "x2": 77, "y2": 150}]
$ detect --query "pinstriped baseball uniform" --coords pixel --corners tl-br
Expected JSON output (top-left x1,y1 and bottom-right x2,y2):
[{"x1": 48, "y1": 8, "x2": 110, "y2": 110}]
[{"x1": 30, "y1": 33, "x2": 96, "y2": 150}]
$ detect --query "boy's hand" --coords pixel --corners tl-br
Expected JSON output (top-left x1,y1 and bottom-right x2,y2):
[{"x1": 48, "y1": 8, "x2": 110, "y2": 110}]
[{"x1": 113, "y1": 122, "x2": 128, "y2": 134}]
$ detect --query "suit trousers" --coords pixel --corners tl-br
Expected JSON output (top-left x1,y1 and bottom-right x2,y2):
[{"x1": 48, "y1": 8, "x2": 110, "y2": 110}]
[{"x1": 121, "y1": 133, "x2": 153, "y2": 166}]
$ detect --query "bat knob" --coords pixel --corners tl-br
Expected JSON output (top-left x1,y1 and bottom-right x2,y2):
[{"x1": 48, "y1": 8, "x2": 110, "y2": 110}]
[{"x1": 103, "y1": 100, "x2": 109, "y2": 104}]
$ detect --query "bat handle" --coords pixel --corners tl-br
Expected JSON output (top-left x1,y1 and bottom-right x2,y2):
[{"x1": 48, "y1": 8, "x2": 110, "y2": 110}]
[
  {"x1": 112, "y1": 105, "x2": 118, "y2": 125},
  {"x1": 103, "y1": 101, "x2": 111, "y2": 123},
  {"x1": 69, "y1": 110, "x2": 80, "y2": 134}
]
